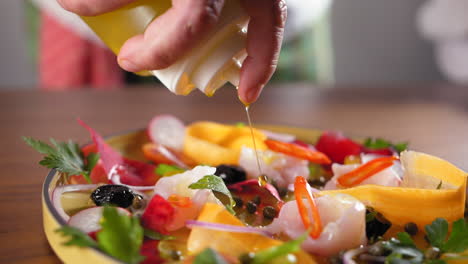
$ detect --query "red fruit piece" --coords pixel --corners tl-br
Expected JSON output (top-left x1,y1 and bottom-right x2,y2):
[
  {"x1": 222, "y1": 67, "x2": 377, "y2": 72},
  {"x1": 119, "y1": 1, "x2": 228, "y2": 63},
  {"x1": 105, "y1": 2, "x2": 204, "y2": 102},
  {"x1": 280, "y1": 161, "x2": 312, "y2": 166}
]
[
  {"x1": 141, "y1": 195, "x2": 175, "y2": 234},
  {"x1": 315, "y1": 131, "x2": 362, "y2": 164},
  {"x1": 78, "y1": 119, "x2": 159, "y2": 186},
  {"x1": 363, "y1": 147, "x2": 394, "y2": 156},
  {"x1": 140, "y1": 240, "x2": 165, "y2": 264}
]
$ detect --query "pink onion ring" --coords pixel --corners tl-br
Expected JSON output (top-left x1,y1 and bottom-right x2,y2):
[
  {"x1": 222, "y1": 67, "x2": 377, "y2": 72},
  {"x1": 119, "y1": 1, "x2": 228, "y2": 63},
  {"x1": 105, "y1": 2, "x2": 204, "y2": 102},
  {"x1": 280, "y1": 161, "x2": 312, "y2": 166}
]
[
  {"x1": 186, "y1": 220, "x2": 273, "y2": 237},
  {"x1": 52, "y1": 184, "x2": 98, "y2": 222}
]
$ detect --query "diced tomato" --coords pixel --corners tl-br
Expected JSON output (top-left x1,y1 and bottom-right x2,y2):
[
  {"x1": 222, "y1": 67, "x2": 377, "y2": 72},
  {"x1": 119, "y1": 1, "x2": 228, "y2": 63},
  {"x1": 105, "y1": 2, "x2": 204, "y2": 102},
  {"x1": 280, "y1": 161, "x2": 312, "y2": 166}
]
[
  {"x1": 119, "y1": 159, "x2": 160, "y2": 186},
  {"x1": 315, "y1": 131, "x2": 363, "y2": 164},
  {"x1": 141, "y1": 195, "x2": 175, "y2": 234},
  {"x1": 363, "y1": 147, "x2": 394, "y2": 156},
  {"x1": 81, "y1": 143, "x2": 97, "y2": 157}
]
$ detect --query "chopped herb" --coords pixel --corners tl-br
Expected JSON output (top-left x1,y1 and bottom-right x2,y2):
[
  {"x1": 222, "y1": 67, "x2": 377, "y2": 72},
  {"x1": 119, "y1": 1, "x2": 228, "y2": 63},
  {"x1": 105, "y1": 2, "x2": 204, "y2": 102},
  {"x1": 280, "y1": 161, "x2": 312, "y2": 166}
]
[
  {"x1": 193, "y1": 248, "x2": 228, "y2": 264},
  {"x1": 189, "y1": 175, "x2": 235, "y2": 214},
  {"x1": 249, "y1": 232, "x2": 307, "y2": 264},
  {"x1": 23, "y1": 137, "x2": 98, "y2": 183},
  {"x1": 363, "y1": 138, "x2": 408, "y2": 153},
  {"x1": 144, "y1": 228, "x2": 176, "y2": 241},
  {"x1": 235, "y1": 122, "x2": 246, "y2": 128},
  {"x1": 396, "y1": 232, "x2": 416, "y2": 247},
  {"x1": 97, "y1": 206, "x2": 145, "y2": 264},
  {"x1": 436, "y1": 181, "x2": 443, "y2": 190},
  {"x1": 155, "y1": 164, "x2": 185, "y2": 176},
  {"x1": 55, "y1": 226, "x2": 98, "y2": 248}
]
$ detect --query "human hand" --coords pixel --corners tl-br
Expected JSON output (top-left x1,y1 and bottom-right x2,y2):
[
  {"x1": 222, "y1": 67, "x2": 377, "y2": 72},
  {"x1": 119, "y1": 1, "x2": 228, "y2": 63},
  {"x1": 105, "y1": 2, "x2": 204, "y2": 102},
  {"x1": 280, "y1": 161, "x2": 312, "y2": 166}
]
[{"x1": 57, "y1": 0, "x2": 286, "y2": 104}]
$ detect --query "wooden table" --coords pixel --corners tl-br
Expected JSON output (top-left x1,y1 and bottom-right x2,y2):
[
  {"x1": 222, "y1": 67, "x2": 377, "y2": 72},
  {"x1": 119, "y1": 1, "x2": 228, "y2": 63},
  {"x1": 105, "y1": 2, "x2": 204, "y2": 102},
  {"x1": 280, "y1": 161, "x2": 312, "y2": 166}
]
[{"x1": 1, "y1": 84, "x2": 468, "y2": 263}]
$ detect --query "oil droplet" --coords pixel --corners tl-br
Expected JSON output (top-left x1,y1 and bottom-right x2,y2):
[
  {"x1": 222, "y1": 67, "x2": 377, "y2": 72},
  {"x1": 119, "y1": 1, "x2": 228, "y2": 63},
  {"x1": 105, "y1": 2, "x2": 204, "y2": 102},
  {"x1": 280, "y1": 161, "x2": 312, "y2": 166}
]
[{"x1": 245, "y1": 105, "x2": 267, "y2": 186}]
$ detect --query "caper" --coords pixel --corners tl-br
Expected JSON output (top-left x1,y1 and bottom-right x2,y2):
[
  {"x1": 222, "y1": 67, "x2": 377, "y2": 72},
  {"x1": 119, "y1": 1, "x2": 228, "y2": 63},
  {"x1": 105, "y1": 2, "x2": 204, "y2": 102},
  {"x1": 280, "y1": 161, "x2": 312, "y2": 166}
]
[
  {"x1": 263, "y1": 206, "x2": 277, "y2": 219},
  {"x1": 424, "y1": 247, "x2": 441, "y2": 260},
  {"x1": 239, "y1": 252, "x2": 255, "y2": 264},
  {"x1": 252, "y1": 195, "x2": 261, "y2": 205},
  {"x1": 404, "y1": 222, "x2": 418, "y2": 236},
  {"x1": 246, "y1": 201, "x2": 257, "y2": 214},
  {"x1": 233, "y1": 196, "x2": 243, "y2": 209}
]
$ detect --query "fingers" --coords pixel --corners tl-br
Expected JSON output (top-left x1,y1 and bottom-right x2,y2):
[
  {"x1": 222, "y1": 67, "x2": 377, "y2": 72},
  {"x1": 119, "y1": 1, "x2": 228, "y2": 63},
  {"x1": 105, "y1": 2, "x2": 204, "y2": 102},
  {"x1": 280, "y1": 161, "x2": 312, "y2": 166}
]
[
  {"x1": 238, "y1": 0, "x2": 287, "y2": 104},
  {"x1": 57, "y1": 0, "x2": 136, "y2": 16},
  {"x1": 118, "y1": 0, "x2": 224, "y2": 72}
]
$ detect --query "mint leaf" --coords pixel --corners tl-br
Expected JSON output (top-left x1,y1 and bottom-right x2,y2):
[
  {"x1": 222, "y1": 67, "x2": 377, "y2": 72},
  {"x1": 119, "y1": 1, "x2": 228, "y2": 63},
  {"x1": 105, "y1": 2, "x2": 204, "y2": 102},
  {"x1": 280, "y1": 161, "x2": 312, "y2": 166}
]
[
  {"x1": 425, "y1": 218, "x2": 449, "y2": 248},
  {"x1": 250, "y1": 232, "x2": 307, "y2": 264},
  {"x1": 193, "y1": 248, "x2": 228, "y2": 264},
  {"x1": 23, "y1": 137, "x2": 92, "y2": 182},
  {"x1": 55, "y1": 226, "x2": 98, "y2": 248},
  {"x1": 97, "y1": 206, "x2": 145, "y2": 264},
  {"x1": 189, "y1": 175, "x2": 235, "y2": 214},
  {"x1": 396, "y1": 232, "x2": 415, "y2": 247},
  {"x1": 155, "y1": 164, "x2": 185, "y2": 176},
  {"x1": 144, "y1": 228, "x2": 175, "y2": 241},
  {"x1": 442, "y1": 219, "x2": 468, "y2": 253}
]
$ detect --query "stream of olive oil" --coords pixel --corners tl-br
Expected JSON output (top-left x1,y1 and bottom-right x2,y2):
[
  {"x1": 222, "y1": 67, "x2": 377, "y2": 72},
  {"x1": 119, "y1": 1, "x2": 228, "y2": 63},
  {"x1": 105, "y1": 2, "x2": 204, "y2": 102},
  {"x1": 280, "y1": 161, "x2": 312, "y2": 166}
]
[{"x1": 245, "y1": 106, "x2": 268, "y2": 186}]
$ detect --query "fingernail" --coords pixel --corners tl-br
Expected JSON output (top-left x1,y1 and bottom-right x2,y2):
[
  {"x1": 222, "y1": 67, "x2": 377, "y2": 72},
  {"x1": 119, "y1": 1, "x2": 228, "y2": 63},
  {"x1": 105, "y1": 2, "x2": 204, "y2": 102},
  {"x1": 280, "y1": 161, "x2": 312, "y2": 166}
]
[
  {"x1": 118, "y1": 59, "x2": 138, "y2": 72},
  {"x1": 245, "y1": 85, "x2": 263, "y2": 103}
]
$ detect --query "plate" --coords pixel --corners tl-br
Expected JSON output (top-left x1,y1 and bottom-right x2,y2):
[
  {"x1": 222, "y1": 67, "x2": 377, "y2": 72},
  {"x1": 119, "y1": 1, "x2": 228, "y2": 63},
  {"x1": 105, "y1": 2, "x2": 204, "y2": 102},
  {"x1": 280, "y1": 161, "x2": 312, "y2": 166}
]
[{"x1": 42, "y1": 125, "x2": 325, "y2": 263}]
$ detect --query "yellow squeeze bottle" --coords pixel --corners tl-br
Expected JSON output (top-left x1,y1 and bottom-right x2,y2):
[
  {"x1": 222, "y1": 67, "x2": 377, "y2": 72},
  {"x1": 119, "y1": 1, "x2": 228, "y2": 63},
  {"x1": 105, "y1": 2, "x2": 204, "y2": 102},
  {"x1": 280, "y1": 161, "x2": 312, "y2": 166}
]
[{"x1": 81, "y1": 0, "x2": 248, "y2": 96}]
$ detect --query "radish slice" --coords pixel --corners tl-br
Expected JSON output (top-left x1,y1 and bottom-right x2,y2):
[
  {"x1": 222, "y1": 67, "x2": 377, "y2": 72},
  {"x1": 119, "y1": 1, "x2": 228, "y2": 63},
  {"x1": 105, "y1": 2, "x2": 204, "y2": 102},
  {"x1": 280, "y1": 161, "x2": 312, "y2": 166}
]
[
  {"x1": 108, "y1": 165, "x2": 156, "y2": 191},
  {"x1": 148, "y1": 115, "x2": 186, "y2": 151},
  {"x1": 153, "y1": 143, "x2": 188, "y2": 169},
  {"x1": 52, "y1": 184, "x2": 98, "y2": 222},
  {"x1": 261, "y1": 129, "x2": 296, "y2": 143},
  {"x1": 68, "y1": 206, "x2": 130, "y2": 233}
]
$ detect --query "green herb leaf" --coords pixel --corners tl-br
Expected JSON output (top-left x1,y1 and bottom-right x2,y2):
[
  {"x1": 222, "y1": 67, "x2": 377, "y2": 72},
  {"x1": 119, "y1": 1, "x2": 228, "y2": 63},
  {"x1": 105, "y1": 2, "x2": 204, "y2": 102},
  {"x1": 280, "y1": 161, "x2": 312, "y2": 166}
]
[
  {"x1": 144, "y1": 228, "x2": 176, "y2": 241},
  {"x1": 189, "y1": 175, "x2": 235, "y2": 214},
  {"x1": 235, "y1": 122, "x2": 246, "y2": 128},
  {"x1": 426, "y1": 260, "x2": 447, "y2": 264},
  {"x1": 97, "y1": 206, "x2": 145, "y2": 264},
  {"x1": 23, "y1": 137, "x2": 93, "y2": 182},
  {"x1": 250, "y1": 232, "x2": 307, "y2": 264},
  {"x1": 55, "y1": 226, "x2": 98, "y2": 248},
  {"x1": 155, "y1": 164, "x2": 185, "y2": 176},
  {"x1": 86, "y1": 152, "x2": 100, "y2": 172},
  {"x1": 441, "y1": 219, "x2": 468, "y2": 253},
  {"x1": 436, "y1": 181, "x2": 443, "y2": 190},
  {"x1": 425, "y1": 218, "x2": 449, "y2": 248},
  {"x1": 193, "y1": 248, "x2": 228, "y2": 264},
  {"x1": 396, "y1": 232, "x2": 415, "y2": 247},
  {"x1": 363, "y1": 138, "x2": 408, "y2": 153}
]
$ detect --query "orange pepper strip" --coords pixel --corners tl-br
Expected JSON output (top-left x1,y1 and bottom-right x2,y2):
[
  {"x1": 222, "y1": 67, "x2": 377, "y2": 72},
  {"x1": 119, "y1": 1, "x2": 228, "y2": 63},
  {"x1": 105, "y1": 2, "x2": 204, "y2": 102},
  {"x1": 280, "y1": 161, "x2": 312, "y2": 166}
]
[
  {"x1": 337, "y1": 156, "x2": 398, "y2": 188},
  {"x1": 168, "y1": 194, "x2": 193, "y2": 208},
  {"x1": 294, "y1": 176, "x2": 322, "y2": 239},
  {"x1": 265, "y1": 140, "x2": 331, "y2": 165}
]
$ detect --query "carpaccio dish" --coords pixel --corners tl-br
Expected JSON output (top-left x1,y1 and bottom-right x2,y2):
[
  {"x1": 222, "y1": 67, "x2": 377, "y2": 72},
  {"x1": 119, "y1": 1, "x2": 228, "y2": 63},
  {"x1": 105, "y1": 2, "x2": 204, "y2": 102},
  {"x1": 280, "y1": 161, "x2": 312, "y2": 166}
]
[{"x1": 26, "y1": 115, "x2": 468, "y2": 264}]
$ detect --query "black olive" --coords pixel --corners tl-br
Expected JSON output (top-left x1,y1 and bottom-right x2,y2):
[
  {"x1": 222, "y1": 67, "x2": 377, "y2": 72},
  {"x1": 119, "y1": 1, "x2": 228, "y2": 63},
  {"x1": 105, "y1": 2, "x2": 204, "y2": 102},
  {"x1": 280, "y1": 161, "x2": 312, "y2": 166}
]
[
  {"x1": 91, "y1": 185, "x2": 135, "y2": 208},
  {"x1": 404, "y1": 222, "x2": 418, "y2": 236},
  {"x1": 214, "y1": 164, "x2": 246, "y2": 185},
  {"x1": 262, "y1": 206, "x2": 277, "y2": 219},
  {"x1": 246, "y1": 201, "x2": 257, "y2": 214}
]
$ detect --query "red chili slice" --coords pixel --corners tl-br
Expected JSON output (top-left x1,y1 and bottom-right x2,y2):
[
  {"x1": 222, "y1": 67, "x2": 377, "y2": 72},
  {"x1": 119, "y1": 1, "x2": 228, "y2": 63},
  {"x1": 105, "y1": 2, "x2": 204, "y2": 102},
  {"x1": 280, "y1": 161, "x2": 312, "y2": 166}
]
[
  {"x1": 337, "y1": 156, "x2": 398, "y2": 187},
  {"x1": 265, "y1": 140, "x2": 331, "y2": 165},
  {"x1": 294, "y1": 176, "x2": 322, "y2": 239}
]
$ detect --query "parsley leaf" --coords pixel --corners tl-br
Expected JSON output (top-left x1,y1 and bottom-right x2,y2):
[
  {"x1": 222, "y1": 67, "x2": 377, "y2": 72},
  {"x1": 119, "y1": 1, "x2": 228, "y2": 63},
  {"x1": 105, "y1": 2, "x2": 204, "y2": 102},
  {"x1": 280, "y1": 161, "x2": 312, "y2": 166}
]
[
  {"x1": 97, "y1": 206, "x2": 145, "y2": 264},
  {"x1": 363, "y1": 138, "x2": 408, "y2": 153},
  {"x1": 250, "y1": 232, "x2": 307, "y2": 264},
  {"x1": 23, "y1": 137, "x2": 94, "y2": 183},
  {"x1": 155, "y1": 164, "x2": 185, "y2": 176},
  {"x1": 193, "y1": 248, "x2": 228, "y2": 264},
  {"x1": 396, "y1": 232, "x2": 415, "y2": 247},
  {"x1": 144, "y1": 228, "x2": 175, "y2": 241},
  {"x1": 441, "y1": 219, "x2": 468, "y2": 253},
  {"x1": 425, "y1": 218, "x2": 449, "y2": 249},
  {"x1": 189, "y1": 175, "x2": 235, "y2": 214},
  {"x1": 55, "y1": 226, "x2": 98, "y2": 248}
]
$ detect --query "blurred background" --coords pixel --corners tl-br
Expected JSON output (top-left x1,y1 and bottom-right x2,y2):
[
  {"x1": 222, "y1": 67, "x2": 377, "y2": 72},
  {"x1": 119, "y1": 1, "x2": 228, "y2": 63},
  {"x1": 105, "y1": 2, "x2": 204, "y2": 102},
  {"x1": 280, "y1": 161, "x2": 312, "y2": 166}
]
[{"x1": 0, "y1": 0, "x2": 464, "y2": 90}]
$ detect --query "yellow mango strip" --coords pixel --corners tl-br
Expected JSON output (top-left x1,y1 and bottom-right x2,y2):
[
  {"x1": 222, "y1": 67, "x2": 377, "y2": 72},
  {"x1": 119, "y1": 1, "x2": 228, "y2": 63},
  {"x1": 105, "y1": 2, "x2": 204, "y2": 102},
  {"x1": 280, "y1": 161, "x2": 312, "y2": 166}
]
[
  {"x1": 183, "y1": 122, "x2": 267, "y2": 166},
  {"x1": 319, "y1": 151, "x2": 467, "y2": 229},
  {"x1": 187, "y1": 203, "x2": 316, "y2": 264}
]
